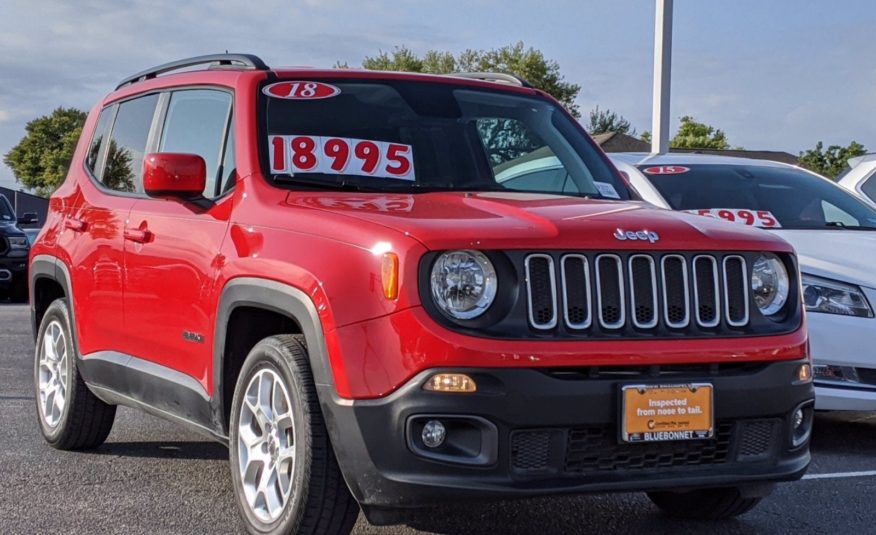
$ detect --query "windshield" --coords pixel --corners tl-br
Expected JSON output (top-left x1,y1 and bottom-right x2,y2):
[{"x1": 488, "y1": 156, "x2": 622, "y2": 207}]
[
  {"x1": 642, "y1": 164, "x2": 876, "y2": 230},
  {"x1": 263, "y1": 79, "x2": 630, "y2": 200},
  {"x1": 0, "y1": 196, "x2": 13, "y2": 222}
]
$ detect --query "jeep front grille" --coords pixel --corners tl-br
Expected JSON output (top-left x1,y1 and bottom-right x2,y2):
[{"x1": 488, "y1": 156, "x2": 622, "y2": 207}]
[{"x1": 525, "y1": 252, "x2": 752, "y2": 332}]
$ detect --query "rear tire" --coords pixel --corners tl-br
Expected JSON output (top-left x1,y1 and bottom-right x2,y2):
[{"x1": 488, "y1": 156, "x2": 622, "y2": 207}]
[
  {"x1": 647, "y1": 487, "x2": 765, "y2": 519},
  {"x1": 34, "y1": 299, "x2": 116, "y2": 450},
  {"x1": 229, "y1": 334, "x2": 359, "y2": 535}
]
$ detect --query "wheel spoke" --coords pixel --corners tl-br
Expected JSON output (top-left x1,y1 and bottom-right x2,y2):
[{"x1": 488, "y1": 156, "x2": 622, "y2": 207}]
[{"x1": 37, "y1": 320, "x2": 68, "y2": 429}]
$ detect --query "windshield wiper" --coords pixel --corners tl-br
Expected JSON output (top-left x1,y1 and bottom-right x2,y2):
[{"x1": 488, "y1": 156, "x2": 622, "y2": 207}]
[
  {"x1": 824, "y1": 221, "x2": 876, "y2": 230},
  {"x1": 273, "y1": 174, "x2": 378, "y2": 192}
]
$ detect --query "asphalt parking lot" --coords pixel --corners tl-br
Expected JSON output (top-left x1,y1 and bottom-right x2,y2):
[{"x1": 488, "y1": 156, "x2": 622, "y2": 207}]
[{"x1": 2, "y1": 303, "x2": 876, "y2": 534}]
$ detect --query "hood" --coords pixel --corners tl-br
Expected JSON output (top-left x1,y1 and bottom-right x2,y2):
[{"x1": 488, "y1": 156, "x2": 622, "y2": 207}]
[
  {"x1": 287, "y1": 191, "x2": 792, "y2": 252},
  {"x1": 774, "y1": 229, "x2": 876, "y2": 289},
  {"x1": 0, "y1": 220, "x2": 24, "y2": 236}
]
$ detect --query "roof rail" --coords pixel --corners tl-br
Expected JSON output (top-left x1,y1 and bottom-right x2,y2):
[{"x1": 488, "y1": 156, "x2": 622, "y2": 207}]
[
  {"x1": 848, "y1": 153, "x2": 876, "y2": 168},
  {"x1": 116, "y1": 53, "x2": 269, "y2": 90},
  {"x1": 447, "y1": 72, "x2": 532, "y2": 88}
]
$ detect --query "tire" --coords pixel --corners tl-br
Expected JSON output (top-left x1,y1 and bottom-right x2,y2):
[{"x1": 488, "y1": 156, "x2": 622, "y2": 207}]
[
  {"x1": 647, "y1": 487, "x2": 766, "y2": 520},
  {"x1": 229, "y1": 334, "x2": 359, "y2": 535},
  {"x1": 34, "y1": 299, "x2": 116, "y2": 450}
]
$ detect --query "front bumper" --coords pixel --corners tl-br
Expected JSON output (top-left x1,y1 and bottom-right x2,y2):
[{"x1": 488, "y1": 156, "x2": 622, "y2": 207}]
[
  {"x1": 321, "y1": 359, "x2": 813, "y2": 520},
  {"x1": 808, "y1": 308, "x2": 876, "y2": 410}
]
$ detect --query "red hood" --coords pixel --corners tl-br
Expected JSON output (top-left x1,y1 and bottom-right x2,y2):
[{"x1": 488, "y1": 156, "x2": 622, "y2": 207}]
[{"x1": 286, "y1": 191, "x2": 793, "y2": 252}]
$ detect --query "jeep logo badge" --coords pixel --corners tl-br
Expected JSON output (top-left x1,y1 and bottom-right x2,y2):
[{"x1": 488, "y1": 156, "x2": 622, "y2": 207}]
[{"x1": 614, "y1": 228, "x2": 660, "y2": 244}]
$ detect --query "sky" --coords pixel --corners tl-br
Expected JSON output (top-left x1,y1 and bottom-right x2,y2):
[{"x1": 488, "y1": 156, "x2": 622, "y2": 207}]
[{"x1": 1, "y1": 0, "x2": 875, "y2": 190}]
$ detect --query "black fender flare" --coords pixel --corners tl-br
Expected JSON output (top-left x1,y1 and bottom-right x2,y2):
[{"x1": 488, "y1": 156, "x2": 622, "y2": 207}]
[
  {"x1": 30, "y1": 254, "x2": 74, "y2": 340},
  {"x1": 211, "y1": 277, "x2": 337, "y2": 434}
]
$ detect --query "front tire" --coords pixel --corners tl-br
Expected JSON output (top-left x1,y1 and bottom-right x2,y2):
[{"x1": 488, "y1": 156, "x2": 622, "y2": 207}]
[
  {"x1": 647, "y1": 487, "x2": 766, "y2": 519},
  {"x1": 34, "y1": 299, "x2": 116, "y2": 449},
  {"x1": 229, "y1": 334, "x2": 359, "y2": 535}
]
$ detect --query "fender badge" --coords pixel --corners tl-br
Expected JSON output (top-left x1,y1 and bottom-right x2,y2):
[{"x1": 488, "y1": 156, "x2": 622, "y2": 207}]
[{"x1": 614, "y1": 228, "x2": 660, "y2": 244}]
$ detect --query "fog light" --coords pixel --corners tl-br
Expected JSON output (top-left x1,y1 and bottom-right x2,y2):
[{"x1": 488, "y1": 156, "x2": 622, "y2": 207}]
[
  {"x1": 793, "y1": 409, "x2": 804, "y2": 429},
  {"x1": 423, "y1": 373, "x2": 477, "y2": 393},
  {"x1": 797, "y1": 364, "x2": 812, "y2": 383},
  {"x1": 422, "y1": 420, "x2": 446, "y2": 448}
]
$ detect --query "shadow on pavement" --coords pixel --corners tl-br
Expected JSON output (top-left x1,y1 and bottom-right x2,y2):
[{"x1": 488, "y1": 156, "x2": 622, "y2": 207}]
[
  {"x1": 811, "y1": 412, "x2": 876, "y2": 453},
  {"x1": 402, "y1": 496, "x2": 761, "y2": 535},
  {"x1": 88, "y1": 440, "x2": 227, "y2": 461}
]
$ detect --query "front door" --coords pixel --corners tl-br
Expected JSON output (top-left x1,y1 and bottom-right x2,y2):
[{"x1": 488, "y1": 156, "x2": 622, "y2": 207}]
[{"x1": 122, "y1": 88, "x2": 235, "y2": 391}]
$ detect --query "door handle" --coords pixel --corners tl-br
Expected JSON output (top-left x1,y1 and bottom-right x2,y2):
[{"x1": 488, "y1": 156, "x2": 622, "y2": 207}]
[
  {"x1": 64, "y1": 218, "x2": 87, "y2": 232},
  {"x1": 124, "y1": 228, "x2": 152, "y2": 243}
]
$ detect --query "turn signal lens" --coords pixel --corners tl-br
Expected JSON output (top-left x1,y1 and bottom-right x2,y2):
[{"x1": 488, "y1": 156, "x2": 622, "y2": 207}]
[
  {"x1": 381, "y1": 253, "x2": 399, "y2": 300},
  {"x1": 797, "y1": 364, "x2": 812, "y2": 383},
  {"x1": 423, "y1": 373, "x2": 477, "y2": 393}
]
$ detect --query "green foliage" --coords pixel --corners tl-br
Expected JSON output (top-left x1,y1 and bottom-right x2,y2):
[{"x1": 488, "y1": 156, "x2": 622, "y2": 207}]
[
  {"x1": 587, "y1": 106, "x2": 635, "y2": 135},
  {"x1": 350, "y1": 42, "x2": 581, "y2": 117},
  {"x1": 3, "y1": 107, "x2": 86, "y2": 196},
  {"x1": 670, "y1": 116, "x2": 729, "y2": 150},
  {"x1": 798, "y1": 141, "x2": 867, "y2": 180},
  {"x1": 640, "y1": 131, "x2": 652, "y2": 144}
]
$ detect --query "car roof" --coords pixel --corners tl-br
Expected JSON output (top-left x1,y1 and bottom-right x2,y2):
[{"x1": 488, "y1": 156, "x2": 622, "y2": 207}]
[{"x1": 608, "y1": 152, "x2": 794, "y2": 169}]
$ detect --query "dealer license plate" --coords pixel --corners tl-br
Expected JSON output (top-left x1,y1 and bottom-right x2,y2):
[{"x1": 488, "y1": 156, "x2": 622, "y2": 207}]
[{"x1": 621, "y1": 383, "x2": 714, "y2": 443}]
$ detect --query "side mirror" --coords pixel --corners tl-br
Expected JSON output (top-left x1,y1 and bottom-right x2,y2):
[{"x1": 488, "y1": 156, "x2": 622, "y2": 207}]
[
  {"x1": 143, "y1": 153, "x2": 206, "y2": 200},
  {"x1": 17, "y1": 212, "x2": 38, "y2": 225}
]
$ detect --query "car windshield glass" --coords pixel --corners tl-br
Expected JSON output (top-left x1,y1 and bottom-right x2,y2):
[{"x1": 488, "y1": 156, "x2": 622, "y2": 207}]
[
  {"x1": 0, "y1": 196, "x2": 13, "y2": 221},
  {"x1": 263, "y1": 79, "x2": 630, "y2": 200},
  {"x1": 642, "y1": 164, "x2": 876, "y2": 230}
]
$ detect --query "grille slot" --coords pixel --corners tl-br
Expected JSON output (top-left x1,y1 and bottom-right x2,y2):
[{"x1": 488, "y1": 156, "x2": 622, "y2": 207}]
[
  {"x1": 693, "y1": 256, "x2": 720, "y2": 327},
  {"x1": 564, "y1": 422, "x2": 733, "y2": 473},
  {"x1": 661, "y1": 255, "x2": 690, "y2": 328},
  {"x1": 511, "y1": 431, "x2": 552, "y2": 471},
  {"x1": 596, "y1": 255, "x2": 625, "y2": 329},
  {"x1": 525, "y1": 254, "x2": 557, "y2": 329},
  {"x1": 723, "y1": 256, "x2": 749, "y2": 327},
  {"x1": 629, "y1": 255, "x2": 658, "y2": 328},
  {"x1": 561, "y1": 255, "x2": 591, "y2": 329},
  {"x1": 0, "y1": 236, "x2": 8, "y2": 256}
]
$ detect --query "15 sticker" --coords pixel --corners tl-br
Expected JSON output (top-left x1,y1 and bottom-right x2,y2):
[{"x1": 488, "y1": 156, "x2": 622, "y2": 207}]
[
  {"x1": 269, "y1": 135, "x2": 415, "y2": 181},
  {"x1": 684, "y1": 208, "x2": 781, "y2": 228}
]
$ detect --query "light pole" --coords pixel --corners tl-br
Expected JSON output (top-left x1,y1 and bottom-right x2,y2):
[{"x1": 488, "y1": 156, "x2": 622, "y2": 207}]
[{"x1": 651, "y1": 0, "x2": 673, "y2": 155}]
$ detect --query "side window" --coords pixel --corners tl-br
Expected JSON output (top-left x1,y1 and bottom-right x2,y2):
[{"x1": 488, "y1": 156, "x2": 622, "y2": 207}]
[
  {"x1": 861, "y1": 172, "x2": 876, "y2": 203},
  {"x1": 159, "y1": 89, "x2": 232, "y2": 198},
  {"x1": 85, "y1": 107, "x2": 114, "y2": 178},
  {"x1": 103, "y1": 94, "x2": 159, "y2": 193}
]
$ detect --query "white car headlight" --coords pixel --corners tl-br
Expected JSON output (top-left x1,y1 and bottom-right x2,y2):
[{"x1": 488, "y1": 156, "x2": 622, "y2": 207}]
[
  {"x1": 430, "y1": 250, "x2": 497, "y2": 320},
  {"x1": 751, "y1": 253, "x2": 790, "y2": 316},
  {"x1": 802, "y1": 274, "x2": 873, "y2": 318}
]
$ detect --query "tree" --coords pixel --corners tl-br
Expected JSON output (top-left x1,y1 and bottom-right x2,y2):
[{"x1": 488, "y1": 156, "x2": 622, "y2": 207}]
[
  {"x1": 3, "y1": 107, "x2": 86, "y2": 196},
  {"x1": 670, "y1": 116, "x2": 729, "y2": 150},
  {"x1": 345, "y1": 42, "x2": 582, "y2": 117},
  {"x1": 798, "y1": 141, "x2": 866, "y2": 180},
  {"x1": 587, "y1": 106, "x2": 635, "y2": 135}
]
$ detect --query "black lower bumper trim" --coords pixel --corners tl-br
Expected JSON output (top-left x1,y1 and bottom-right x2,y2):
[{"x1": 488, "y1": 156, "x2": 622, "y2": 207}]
[{"x1": 320, "y1": 359, "x2": 813, "y2": 515}]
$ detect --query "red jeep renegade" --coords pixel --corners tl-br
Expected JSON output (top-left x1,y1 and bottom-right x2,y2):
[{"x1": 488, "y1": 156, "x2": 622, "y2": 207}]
[{"x1": 30, "y1": 54, "x2": 813, "y2": 534}]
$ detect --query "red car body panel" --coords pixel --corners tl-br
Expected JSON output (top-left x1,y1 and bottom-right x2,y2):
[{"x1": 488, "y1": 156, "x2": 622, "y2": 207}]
[{"x1": 30, "y1": 67, "x2": 807, "y2": 401}]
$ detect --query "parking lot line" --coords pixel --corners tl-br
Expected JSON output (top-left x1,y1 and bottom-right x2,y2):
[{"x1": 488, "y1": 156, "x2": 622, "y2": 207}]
[{"x1": 803, "y1": 470, "x2": 876, "y2": 480}]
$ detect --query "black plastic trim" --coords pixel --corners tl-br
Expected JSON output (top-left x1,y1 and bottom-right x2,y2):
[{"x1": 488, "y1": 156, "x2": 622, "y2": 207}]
[{"x1": 116, "y1": 53, "x2": 268, "y2": 90}]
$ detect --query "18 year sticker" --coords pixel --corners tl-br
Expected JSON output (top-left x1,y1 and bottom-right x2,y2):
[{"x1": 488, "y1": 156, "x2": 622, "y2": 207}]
[{"x1": 263, "y1": 81, "x2": 341, "y2": 100}]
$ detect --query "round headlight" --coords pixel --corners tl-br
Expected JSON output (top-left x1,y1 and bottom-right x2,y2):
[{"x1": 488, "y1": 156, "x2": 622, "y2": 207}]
[
  {"x1": 430, "y1": 250, "x2": 497, "y2": 320},
  {"x1": 751, "y1": 253, "x2": 789, "y2": 316}
]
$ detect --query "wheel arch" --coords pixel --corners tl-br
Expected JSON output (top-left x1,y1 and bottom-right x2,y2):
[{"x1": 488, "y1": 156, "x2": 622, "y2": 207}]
[
  {"x1": 212, "y1": 277, "x2": 336, "y2": 435},
  {"x1": 30, "y1": 255, "x2": 73, "y2": 342}
]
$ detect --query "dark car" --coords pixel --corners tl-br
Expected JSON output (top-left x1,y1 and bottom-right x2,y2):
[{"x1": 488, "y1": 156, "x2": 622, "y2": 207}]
[{"x1": 0, "y1": 193, "x2": 35, "y2": 301}]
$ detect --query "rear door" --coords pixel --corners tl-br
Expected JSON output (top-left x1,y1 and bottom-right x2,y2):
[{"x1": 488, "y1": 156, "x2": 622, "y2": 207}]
[
  {"x1": 122, "y1": 88, "x2": 235, "y2": 388},
  {"x1": 60, "y1": 95, "x2": 158, "y2": 355}
]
